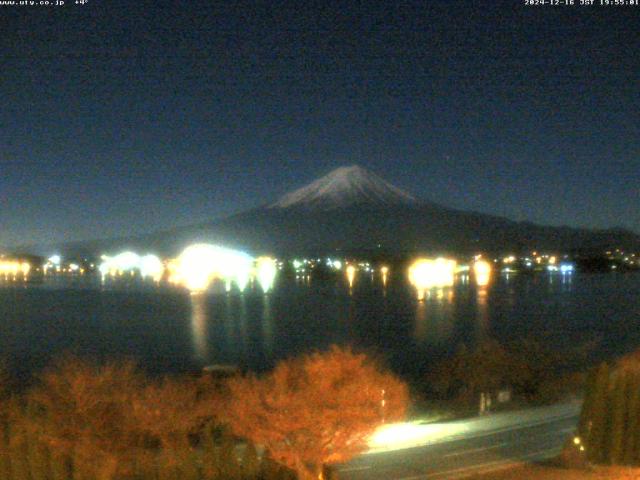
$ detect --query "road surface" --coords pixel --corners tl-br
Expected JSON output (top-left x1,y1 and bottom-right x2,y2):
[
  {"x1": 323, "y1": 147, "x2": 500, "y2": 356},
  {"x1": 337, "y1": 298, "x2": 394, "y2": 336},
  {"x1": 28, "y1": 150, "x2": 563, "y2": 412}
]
[{"x1": 337, "y1": 402, "x2": 581, "y2": 480}]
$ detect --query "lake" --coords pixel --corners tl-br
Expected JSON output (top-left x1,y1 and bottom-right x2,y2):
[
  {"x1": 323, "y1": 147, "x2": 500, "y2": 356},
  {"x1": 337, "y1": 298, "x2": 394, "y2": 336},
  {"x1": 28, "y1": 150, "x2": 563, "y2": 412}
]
[{"x1": 1, "y1": 271, "x2": 639, "y2": 382}]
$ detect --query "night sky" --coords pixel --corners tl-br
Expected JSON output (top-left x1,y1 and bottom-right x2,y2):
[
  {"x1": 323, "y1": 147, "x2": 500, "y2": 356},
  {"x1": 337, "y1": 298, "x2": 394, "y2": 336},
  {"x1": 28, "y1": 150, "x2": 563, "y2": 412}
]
[{"x1": 2, "y1": 0, "x2": 639, "y2": 247}]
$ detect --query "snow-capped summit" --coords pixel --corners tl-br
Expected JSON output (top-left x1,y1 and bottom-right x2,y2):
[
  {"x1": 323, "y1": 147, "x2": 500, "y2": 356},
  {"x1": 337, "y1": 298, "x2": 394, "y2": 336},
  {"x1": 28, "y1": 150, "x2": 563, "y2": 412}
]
[{"x1": 269, "y1": 165, "x2": 418, "y2": 210}]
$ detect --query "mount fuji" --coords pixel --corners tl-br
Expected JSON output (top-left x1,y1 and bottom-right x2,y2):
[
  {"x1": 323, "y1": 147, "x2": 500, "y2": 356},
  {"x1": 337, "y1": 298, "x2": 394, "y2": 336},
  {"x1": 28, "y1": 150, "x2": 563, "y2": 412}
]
[
  {"x1": 32, "y1": 165, "x2": 640, "y2": 257},
  {"x1": 269, "y1": 165, "x2": 418, "y2": 210}
]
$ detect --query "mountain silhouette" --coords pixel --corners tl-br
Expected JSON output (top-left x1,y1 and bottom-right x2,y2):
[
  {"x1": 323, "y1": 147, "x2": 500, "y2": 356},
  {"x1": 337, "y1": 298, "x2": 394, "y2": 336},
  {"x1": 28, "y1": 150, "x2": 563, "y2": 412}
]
[{"x1": 21, "y1": 165, "x2": 640, "y2": 258}]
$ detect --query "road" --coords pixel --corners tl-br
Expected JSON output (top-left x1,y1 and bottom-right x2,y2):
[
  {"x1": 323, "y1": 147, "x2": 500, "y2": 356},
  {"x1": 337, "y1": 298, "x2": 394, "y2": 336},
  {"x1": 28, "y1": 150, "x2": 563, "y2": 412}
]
[{"x1": 337, "y1": 402, "x2": 581, "y2": 480}]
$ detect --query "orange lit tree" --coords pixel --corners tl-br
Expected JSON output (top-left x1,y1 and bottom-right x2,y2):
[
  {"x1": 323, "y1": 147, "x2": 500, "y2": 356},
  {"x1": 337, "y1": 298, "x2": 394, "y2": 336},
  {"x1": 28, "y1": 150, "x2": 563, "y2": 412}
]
[
  {"x1": 25, "y1": 356, "x2": 146, "y2": 479},
  {"x1": 25, "y1": 356, "x2": 213, "y2": 479},
  {"x1": 224, "y1": 345, "x2": 409, "y2": 480}
]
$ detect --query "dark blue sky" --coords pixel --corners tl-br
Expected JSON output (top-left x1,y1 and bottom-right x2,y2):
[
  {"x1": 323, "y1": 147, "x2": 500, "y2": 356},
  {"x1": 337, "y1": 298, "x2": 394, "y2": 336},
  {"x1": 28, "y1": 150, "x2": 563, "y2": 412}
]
[{"x1": 2, "y1": 0, "x2": 639, "y2": 247}]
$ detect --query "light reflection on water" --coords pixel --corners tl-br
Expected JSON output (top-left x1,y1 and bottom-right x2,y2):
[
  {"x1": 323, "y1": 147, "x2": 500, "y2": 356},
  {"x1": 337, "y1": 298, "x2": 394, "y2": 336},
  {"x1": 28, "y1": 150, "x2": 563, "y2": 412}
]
[
  {"x1": 1, "y1": 272, "x2": 640, "y2": 380},
  {"x1": 414, "y1": 288, "x2": 456, "y2": 345},
  {"x1": 261, "y1": 294, "x2": 274, "y2": 357},
  {"x1": 189, "y1": 294, "x2": 209, "y2": 362},
  {"x1": 476, "y1": 286, "x2": 489, "y2": 336}
]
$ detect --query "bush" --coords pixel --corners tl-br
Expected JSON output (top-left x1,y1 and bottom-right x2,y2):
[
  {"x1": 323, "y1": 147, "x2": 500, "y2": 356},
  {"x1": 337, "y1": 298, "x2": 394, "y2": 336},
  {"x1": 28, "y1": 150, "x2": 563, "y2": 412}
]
[{"x1": 579, "y1": 351, "x2": 640, "y2": 466}]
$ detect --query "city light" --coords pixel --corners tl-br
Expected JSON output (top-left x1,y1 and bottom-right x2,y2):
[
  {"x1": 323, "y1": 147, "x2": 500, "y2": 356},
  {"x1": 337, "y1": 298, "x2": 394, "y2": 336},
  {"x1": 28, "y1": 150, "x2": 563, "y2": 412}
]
[
  {"x1": 256, "y1": 256, "x2": 277, "y2": 293},
  {"x1": 41, "y1": 256, "x2": 58, "y2": 274},
  {"x1": 381, "y1": 265, "x2": 389, "y2": 287},
  {"x1": 473, "y1": 259, "x2": 492, "y2": 287},
  {"x1": 99, "y1": 251, "x2": 164, "y2": 280},
  {"x1": 346, "y1": 264, "x2": 356, "y2": 288},
  {"x1": 99, "y1": 251, "x2": 139, "y2": 276},
  {"x1": 559, "y1": 263, "x2": 575, "y2": 274},
  {"x1": 172, "y1": 243, "x2": 254, "y2": 293},
  {"x1": 139, "y1": 254, "x2": 164, "y2": 280},
  {"x1": 408, "y1": 258, "x2": 457, "y2": 297},
  {"x1": 0, "y1": 260, "x2": 30, "y2": 279},
  {"x1": 111, "y1": 251, "x2": 141, "y2": 273}
]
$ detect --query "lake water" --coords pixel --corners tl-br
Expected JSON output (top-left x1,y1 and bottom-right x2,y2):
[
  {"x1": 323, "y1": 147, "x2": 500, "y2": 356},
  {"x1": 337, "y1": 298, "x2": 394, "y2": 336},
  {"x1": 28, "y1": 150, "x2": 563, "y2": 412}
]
[{"x1": 1, "y1": 271, "x2": 639, "y2": 382}]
